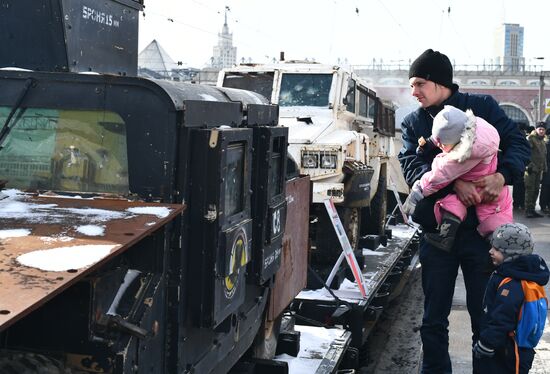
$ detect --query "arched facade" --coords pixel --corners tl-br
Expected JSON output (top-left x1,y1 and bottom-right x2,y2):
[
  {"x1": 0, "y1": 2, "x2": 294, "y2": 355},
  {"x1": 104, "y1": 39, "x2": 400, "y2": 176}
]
[
  {"x1": 354, "y1": 67, "x2": 549, "y2": 128},
  {"x1": 499, "y1": 102, "x2": 532, "y2": 131}
]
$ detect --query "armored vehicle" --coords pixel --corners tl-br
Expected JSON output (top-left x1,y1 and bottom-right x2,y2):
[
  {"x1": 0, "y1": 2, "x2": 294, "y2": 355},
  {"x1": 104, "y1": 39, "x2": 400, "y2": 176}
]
[
  {"x1": 218, "y1": 62, "x2": 409, "y2": 281},
  {"x1": 0, "y1": 66, "x2": 311, "y2": 374},
  {"x1": 0, "y1": 1, "x2": 312, "y2": 373}
]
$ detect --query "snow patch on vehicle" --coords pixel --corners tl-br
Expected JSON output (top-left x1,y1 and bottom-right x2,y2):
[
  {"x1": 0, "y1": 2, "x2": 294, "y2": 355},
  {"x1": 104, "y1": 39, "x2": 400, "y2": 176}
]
[
  {"x1": 275, "y1": 325, "x2": 346, "y2": 372},
  {"x1": 0, "y1": 200, "x2": 58, "y2": 220},
  {"x1": 38, "y1": 193, "x2": 91, "y2": 199},
  {"x1": 76, "y1": 225, "x2": 105, "y2": 236},
  {"x1": 0, "y1": 229, "x2": 31, "y2": 239},
  {"x1": 363, "y1": 248, "x2": 386, "y2": 256},
  {"x1": 17, "y1": 244, "x2": 118, "y2": 272},
  {"x1": 40, "y1": 236, "x2": 74, "y2": 243},
  {"x1": 59, "y1": 207, "x2": 126, "y2": 221},
  {"x1": 127, "y1": 206, "x2": 171, "y2": 218},
  {"x1": 0, "y1": 190, "x2": 128, "y2": 224}
]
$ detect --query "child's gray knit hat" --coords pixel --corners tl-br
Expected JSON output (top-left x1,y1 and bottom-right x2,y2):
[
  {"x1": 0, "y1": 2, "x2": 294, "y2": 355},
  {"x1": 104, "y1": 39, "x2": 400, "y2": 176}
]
[
  {"x1": 431, "y1": 105, "x2": 469, "y2": 145},
  {"x1": 490, "y1": 223, "x2": 534, "y2": 262}
]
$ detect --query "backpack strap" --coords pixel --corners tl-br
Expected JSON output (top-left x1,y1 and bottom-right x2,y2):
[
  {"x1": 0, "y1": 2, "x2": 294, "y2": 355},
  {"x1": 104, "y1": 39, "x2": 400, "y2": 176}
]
[
  {"x1": 498, "y1": 276, "x2": 513, "y2": 289},
  {"x1": 497, "y1": 277, "x2": 517, "y2": 335},
  {"x1": 498, "y1": 277, "x2": 521, "y2": 374},
  {"x1": 513, "y1": 339, "x2": 520, "y2": 374}
]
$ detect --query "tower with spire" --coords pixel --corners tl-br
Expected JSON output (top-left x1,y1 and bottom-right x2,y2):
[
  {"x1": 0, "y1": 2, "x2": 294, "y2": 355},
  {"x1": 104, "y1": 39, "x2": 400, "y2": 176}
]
[{"x1": 212, "y1": 7, "x2": 237, "y2": 69}]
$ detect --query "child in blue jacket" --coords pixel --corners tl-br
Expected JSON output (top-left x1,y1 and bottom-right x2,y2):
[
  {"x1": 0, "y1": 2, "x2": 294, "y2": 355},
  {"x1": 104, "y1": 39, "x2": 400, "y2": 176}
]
[{"x1": 473, "y1": 223, "x2": 549, "y2": 373}]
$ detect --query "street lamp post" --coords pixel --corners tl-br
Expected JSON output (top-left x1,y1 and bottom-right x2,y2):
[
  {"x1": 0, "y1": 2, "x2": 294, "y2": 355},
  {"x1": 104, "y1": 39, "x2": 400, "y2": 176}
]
[{"x1": 539, "y1": 74, "x2": 545, "y2": 123}]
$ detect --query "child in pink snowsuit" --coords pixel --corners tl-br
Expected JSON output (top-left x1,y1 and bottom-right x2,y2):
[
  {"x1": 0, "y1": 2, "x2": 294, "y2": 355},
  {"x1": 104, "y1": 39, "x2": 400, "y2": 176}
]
[{"x1": 406, "y1": 105, "x2": 513, "y2": 251}]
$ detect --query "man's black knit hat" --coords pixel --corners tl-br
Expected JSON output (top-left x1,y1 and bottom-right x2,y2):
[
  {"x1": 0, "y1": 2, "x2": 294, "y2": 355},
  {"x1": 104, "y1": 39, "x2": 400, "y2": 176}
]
[{"x1": 409, "y1": 49, "x2": 454, "y2": 88}]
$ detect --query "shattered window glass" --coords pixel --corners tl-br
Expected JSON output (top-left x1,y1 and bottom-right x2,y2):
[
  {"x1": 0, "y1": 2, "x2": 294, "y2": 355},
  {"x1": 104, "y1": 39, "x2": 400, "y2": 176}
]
[
  {"x1": 278, "y1": 73, "x2": 332, "y2": 107},
  {"x1": 0, "y1": 108, "x2": 129, "y2": 194},
  {"x1": 223, "y1": 71, "x2": 275, "y2": 101},
  {"x1": 345, "y1": 79, "x2": 356, "y2": 113},
  {"x1": 224, "y1": 142, "x2": 245, "y2": 216}
]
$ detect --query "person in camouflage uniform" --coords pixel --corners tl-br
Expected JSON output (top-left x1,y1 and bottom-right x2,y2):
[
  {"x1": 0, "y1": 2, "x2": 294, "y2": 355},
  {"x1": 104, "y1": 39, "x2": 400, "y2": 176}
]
[
  {"x1": 524, "y1": 122, "x2": 547, "y2": 218},
  {"x1": 538, "y1": 134, "x2": 550, "y2": 213}
]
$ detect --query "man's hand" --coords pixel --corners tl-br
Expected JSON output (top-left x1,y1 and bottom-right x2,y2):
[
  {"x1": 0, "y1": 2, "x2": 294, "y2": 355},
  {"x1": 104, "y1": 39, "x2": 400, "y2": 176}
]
[
  {"x1": 403, "y1": 181, "x2": 424, "y2": 215},
  {"x1": 416, "y1": 136, "x2": 438, "y2": 157},
  {"x1": 472, "y1": 341, "x2": 495, "y2": 359},
  {"x1": 473, "y1": 172, "x2": 505, "y2": 202},
  {"x1": 453, "y1": 179, "x2": 482, "y2": 207}
]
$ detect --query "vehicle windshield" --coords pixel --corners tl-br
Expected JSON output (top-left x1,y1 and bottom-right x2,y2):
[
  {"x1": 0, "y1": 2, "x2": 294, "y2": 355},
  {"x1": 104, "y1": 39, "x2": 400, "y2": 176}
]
[
  {"x1": 0, "y1": 107, "x2": 129, "y2": 194},
  {"x1": 222, "y1": 72, "x2": 274, "y2": 101},
  {"x1": 278, "y1": 73, "x2": 332, "y2": 107}
]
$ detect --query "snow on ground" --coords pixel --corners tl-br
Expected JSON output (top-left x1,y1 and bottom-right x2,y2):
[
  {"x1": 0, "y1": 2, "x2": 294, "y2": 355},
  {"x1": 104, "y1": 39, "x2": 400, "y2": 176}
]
[{"x1": 363, "y1": 262, "x2": 423, "y2": 373}]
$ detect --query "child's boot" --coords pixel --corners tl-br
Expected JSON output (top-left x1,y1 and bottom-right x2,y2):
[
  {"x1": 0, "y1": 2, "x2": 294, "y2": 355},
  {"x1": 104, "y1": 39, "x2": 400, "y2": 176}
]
[{"x1": 423, "y1": 212, "x2": 461, "y2": 252}]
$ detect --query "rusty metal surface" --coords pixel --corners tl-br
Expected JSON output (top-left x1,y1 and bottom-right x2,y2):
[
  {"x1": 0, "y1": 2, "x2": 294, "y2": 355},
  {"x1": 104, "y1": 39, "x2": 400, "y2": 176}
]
[
  {"x1": 269, "y1": 176, "x2": 310, "y2": 321},
  {"x1": 0, "y1": 192, "x2": 184, "y2": 331}
]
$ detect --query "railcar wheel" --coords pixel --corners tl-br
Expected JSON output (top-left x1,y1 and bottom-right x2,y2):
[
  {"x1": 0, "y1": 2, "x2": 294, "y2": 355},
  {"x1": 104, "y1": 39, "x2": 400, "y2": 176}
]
[
  {"x1": 361, "y1": 175, "x2": 387, "y2": 236},
  {"x1": 312, "y1": 206, "x2": 361, "y2": 265},
  {"x1": 251, "y1": 314, "x2": 283, "y2": 359},
  {"x1": 0, "y1": 350, "x2": 68, "y2": 374}
]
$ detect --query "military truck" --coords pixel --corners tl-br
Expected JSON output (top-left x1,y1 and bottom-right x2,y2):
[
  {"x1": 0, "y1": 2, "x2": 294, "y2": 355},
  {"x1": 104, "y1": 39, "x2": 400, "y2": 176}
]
[
  {"x1": 218, "y1": 62, "x2": 409, "y2": 283},
  {"x1": 0, "y1": 1, "x2": 318, "y2": 373}
]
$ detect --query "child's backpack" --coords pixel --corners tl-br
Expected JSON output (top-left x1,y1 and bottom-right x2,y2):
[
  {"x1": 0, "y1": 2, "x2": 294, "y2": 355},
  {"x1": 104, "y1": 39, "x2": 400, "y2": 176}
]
[{"x1": 499, "y1": 277, "x2": 548, "y2": 348}]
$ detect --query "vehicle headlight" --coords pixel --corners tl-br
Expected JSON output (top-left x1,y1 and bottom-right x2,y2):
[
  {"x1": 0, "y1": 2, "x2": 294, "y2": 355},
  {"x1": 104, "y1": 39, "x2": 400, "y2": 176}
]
[
  {"x1": 302, "y1": 153, "x2": 318, "y2": 168},
  {"x1": 320, "y1": 154, "x2": 337, "y2": 169}
]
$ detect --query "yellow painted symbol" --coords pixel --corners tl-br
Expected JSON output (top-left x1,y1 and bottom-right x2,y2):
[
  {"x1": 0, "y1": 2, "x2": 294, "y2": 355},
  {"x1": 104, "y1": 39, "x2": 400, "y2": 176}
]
[{"x1": 224, "y1": 230, "x2": 247, "y2": 298}]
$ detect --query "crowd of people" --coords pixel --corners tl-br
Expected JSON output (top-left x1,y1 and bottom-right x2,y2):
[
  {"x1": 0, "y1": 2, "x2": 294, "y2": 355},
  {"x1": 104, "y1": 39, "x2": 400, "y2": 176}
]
[{"x1": 399, "y1": 49, "x2": 549, "y2": 374}]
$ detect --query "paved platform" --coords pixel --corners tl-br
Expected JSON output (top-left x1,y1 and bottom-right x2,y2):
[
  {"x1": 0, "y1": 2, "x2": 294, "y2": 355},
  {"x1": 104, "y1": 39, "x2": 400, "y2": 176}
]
[{"x1": 448, "y1": 209, "x2": 550, "y2": 373}]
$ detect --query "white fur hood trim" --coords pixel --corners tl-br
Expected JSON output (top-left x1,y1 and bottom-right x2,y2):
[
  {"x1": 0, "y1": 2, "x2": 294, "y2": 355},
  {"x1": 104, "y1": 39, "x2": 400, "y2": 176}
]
[{"x1": 447, "y1": 109, "x2": 476, "y2": 163}]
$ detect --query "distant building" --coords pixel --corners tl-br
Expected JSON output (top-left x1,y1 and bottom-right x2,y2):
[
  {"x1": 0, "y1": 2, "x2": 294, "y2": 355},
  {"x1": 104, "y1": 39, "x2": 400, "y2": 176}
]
[
  {"x1": 211, "y1": 10, "x2": 237, "y2": 69},
  {"x1": 493, "y1": 23, "x2": 525, "y2": 71},
  {"x1": 354, "y1": 63, "x2": 549, "y2": 128},
  {"x1": 138, "y1": 40, "x2": 200, "y2": 82}
]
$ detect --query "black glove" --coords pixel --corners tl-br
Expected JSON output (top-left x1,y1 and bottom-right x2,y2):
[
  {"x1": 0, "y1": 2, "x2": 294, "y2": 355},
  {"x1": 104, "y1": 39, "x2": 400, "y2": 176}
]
[
  {"x1": 526, "y1": 165, "x2": 533, "y2": 174},
  {"x1": 473, "y1": 341, "x2": 494, "y2": 359},
  {"x1": 416, "y1": 136, "x2": 438, "y2": 157}
]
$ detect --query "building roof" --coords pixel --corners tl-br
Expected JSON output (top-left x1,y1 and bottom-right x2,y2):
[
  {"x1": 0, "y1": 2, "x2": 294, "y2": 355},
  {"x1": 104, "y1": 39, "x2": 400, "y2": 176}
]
[{"x1": 138, "y1": 39, "x2": 180, "y2": 75}]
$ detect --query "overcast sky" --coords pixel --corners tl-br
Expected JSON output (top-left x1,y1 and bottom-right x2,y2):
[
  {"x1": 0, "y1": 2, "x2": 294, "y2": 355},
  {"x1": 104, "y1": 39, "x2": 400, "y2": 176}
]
[{"x1": 138, "y1": 0, "x2": 550, "y2": 70}]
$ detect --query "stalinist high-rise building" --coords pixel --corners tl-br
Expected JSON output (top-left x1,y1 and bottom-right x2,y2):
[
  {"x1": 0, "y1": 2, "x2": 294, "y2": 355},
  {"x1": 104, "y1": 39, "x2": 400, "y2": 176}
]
[{"x1": 211, "y1": 9, "x2": 237, "y2": 69}]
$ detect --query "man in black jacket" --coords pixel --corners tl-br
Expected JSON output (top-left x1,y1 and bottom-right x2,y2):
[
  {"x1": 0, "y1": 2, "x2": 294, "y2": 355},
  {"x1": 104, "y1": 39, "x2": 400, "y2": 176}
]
[{"x1": 398, "y1": 49, "x2": 530, "y2": 374}]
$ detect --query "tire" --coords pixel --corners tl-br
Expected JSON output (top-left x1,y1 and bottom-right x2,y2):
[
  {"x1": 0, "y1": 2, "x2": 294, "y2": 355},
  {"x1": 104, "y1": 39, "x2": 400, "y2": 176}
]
[
  {"x1": 361, "y1": 175, "x2": 387, "y2": 236},
  {"x1": 0, "y1": 350, "x2": 68, "y2": 374},
  {"x1": 311, "y1": 205, "x2": 361, "y2": 266}
]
